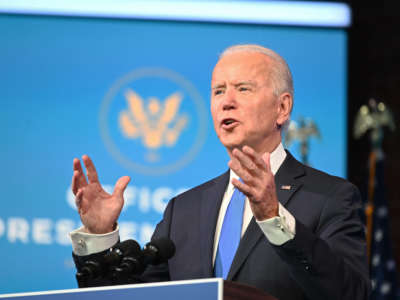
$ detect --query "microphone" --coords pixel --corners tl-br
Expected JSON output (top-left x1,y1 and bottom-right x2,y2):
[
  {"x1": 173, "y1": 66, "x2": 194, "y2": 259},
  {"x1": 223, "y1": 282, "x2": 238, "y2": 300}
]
[
  {"x1": 142, "y1": 237, "x2": 176, "y2": 266},
  {"x1": 104, "y1": 239, "x2": 141, "y2": 266},
  {"x1": 76, "y1": 239, "x2": 141, "y2": 283},
  {"x1": 112, "y1": 237, "x2": 176, "y2": 279}
]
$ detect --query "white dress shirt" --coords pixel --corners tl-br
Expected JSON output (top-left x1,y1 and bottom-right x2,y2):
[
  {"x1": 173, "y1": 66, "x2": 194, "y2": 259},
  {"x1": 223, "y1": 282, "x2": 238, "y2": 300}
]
[
  {"x1": 212, "y1": 143, "x2": 295, "y2": 264},
  {"x1": 70, "y1": 143, "x2": 296, "y2": 257}
]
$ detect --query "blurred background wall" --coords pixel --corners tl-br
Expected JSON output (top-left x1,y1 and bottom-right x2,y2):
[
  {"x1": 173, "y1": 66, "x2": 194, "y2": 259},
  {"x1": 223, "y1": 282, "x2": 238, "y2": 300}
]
[
  {"x1": 347, "y1": 0, "x2": 400, "y2": 276},
  {"x1": 0, "y1": 0, "x2": 399, "y2": 298}
]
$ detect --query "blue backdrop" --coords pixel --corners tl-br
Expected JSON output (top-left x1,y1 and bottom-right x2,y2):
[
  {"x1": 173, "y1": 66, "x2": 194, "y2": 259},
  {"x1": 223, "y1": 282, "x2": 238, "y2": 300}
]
[{"x1": 0, "y1": 14, "x2": 347, "y2": 293}]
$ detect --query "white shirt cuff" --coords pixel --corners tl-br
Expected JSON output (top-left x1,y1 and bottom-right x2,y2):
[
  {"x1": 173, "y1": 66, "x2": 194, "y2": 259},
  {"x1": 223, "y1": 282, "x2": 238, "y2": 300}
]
[
  {"x1": 69, "y1": 226, "x2": 119, "y2": 256},
  {"x1": 256, "y1": 203, "x2": 296, "y2": 246}
]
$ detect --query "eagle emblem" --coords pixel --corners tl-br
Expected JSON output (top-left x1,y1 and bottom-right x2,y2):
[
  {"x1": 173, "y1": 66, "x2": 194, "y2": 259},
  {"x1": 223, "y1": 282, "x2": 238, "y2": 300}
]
[
  {"x1": 119, "y1": 89, "x2": 189, "y2": 160},
  {"x1": 284, "y1": 117, "x2": 321, "y2": 165}
]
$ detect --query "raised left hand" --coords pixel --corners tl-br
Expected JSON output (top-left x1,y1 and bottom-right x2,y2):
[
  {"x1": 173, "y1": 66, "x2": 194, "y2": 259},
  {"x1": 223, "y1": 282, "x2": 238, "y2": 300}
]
[{"x1": 228, "y1": 145, "x2": 279, "y2": 221}]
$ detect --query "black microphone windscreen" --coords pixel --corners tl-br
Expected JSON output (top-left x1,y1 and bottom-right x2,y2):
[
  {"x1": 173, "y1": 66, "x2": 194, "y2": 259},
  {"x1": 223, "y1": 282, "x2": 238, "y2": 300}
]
[
  {"x1": 147, "y1": 237, "x2": 176, "y2": 261},
  {"x1": 104, "y1": 239, "x2": 142, "y2": 266},
  {"x1": 114, "y1": 239, "x2": 141, "y2": 256}
]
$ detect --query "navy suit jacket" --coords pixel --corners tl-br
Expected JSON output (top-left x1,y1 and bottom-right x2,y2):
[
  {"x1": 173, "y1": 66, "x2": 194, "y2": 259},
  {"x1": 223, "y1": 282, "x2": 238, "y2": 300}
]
[{"x1": 74, "y1": 152, "x2": 370, "y2": 300}]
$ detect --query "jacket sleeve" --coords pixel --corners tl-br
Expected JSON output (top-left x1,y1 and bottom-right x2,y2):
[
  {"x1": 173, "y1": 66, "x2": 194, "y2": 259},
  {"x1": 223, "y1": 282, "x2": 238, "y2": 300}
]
[
  {"x1": 272, "y1": 182, "x2": 371, "y2": 300},
  {"x1": 71, "y1": 197, "x2": 175, "y2": 287}
]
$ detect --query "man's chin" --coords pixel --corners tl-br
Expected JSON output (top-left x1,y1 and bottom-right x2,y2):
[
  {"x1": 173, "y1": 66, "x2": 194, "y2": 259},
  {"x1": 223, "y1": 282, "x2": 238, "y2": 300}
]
[{"x1": 220, "y1": 139, "x2": 245, "y2": 152}]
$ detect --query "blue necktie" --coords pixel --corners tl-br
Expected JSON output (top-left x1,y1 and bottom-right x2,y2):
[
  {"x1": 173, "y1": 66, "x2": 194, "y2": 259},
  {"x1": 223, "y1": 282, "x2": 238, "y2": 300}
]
[{"x1": 214, "y1": 184, "x2": 246, "y2": 279}]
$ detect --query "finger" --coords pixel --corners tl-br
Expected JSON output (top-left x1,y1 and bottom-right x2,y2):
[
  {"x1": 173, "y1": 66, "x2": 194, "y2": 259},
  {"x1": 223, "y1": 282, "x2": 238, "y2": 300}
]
[
  {"x1": 76, "y1": 188, "x2": 89, "y2": 214},
  {"x1": 242, "y1": 146, "x2": 268, "y2": 170},
  {"x1": 231, "y1": 178, "x2": 252, "y2": 197},
  {"x1": 75, "y1": 188, "x2": 83, "y2": 210},
  {"x1": 82, "y1": 155, "x2": 99, "y2": 183},
  {"x1": 232, "y1": 148, "x2": 259, "y2": 173},
  {"x1": 113, "y1": 176, "x2": 131, "y2": 198},
  {"x1": 262, "y1": 152, "x2": 272, "y2": 173},
  {"x1": 73, "y1": 158, "x2": 88, "y2": 190},
  {"x1": 72, "y1": 170, "x2": 83, "y2": 195},
  {"x1": 228, "y1": 159, "x2": 252, "y2": 184}
]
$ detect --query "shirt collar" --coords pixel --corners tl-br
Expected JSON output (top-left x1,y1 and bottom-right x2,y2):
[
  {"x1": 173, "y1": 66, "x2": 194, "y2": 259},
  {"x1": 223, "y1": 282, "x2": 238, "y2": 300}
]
[{"x1": 229, "y1": 143, "x2": 286, "y2": 191}]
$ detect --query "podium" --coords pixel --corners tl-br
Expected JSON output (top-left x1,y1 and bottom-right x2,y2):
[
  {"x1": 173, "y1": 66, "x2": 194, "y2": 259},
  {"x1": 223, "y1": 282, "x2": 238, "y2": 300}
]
[{"x1": 0, "y1": 279, "x2": 277, "y2": 300}]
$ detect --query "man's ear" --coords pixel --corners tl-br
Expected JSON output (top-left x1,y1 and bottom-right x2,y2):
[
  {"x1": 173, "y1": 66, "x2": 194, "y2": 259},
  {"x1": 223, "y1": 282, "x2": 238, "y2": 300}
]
[{"x1": 276, "y1": 93, "x2": 293, "y2": 127}]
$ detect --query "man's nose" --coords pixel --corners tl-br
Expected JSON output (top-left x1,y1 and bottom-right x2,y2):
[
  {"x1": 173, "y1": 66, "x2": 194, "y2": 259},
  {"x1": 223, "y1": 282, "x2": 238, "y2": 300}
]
[{"x1": 222, "y1": 89, "x2": 237, "y2": 110}]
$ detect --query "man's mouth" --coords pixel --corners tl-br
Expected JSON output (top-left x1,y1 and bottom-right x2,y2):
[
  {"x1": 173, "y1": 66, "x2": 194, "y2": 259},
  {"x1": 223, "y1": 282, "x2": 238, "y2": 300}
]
[{"x1": 221, "y1": 118, "x2": 238, "y2": 129}]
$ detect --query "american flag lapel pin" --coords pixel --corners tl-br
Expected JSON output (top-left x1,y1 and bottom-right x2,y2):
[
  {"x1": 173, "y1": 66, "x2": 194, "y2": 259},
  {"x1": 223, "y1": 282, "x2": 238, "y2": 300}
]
[{"x1": 281, "y1": 185, "x2": 291, "y2": 190}]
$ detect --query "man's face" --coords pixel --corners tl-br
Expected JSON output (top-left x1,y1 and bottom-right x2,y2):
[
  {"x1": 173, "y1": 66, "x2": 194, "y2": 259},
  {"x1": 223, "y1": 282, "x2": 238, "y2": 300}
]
[{"x1": 211, "y1": 51, "x2": 289, "y2": 154}]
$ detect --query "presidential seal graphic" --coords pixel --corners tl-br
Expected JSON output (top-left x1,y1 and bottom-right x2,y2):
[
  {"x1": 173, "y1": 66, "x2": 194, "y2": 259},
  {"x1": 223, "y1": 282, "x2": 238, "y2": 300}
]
[{"x1": 99, "y1": 68, "x2": 208, "y2": 175}]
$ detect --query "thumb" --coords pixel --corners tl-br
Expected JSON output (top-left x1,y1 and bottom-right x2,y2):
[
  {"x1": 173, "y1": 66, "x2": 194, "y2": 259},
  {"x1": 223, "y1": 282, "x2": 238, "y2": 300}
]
[
  {"x1": 262, "y1": 152, "x2": 271, "y2": 172},
  {"x1": 113, "y1": 176, "x2": 131, "y2": 198}
]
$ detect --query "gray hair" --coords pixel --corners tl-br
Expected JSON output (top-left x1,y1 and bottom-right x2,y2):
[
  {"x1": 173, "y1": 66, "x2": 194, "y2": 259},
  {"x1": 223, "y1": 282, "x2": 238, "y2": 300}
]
[{"x1": 220, "y1": 44, "x2": 294, "y2": 98}]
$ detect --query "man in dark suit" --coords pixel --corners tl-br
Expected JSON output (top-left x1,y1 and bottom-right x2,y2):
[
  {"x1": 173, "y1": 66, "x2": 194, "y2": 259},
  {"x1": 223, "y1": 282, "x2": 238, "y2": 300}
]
[{"x1": 70, "y1": 44, "x2": 370, "y2": 300}]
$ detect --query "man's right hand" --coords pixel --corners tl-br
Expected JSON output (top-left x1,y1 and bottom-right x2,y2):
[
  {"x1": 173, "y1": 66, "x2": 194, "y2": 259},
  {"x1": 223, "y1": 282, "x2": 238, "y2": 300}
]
[{"x1": 72, "y1": 155, "x2": 130, "y2": 234}]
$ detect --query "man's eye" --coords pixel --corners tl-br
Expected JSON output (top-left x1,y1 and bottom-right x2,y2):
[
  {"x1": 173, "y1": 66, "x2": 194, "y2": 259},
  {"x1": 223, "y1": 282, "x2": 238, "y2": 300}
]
[
  {"x1": 239, "y1": 87, "x2": 250, "y2": 92},
  {"x1": 214, "y1": 89, "x2": 223, "y2": 95}
]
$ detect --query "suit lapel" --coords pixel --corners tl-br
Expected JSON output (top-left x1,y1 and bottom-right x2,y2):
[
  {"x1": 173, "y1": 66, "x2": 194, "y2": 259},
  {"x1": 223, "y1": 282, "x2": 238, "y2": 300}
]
[
  {"x1": 199, "y1": 170, "x2": 230, "y2": 277},
  {"x1": 227, "y1": 151, "x2": 305, "y2": 280},
  {"x1": 275, "y1": 180, "x2": 302, "y2": 207},
  {"x1": 227, "y1": 218, "x2": 263, "y2": 280},
  {"x1": 275, "y1": 151, "x2": 304, "y2": 205}
]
